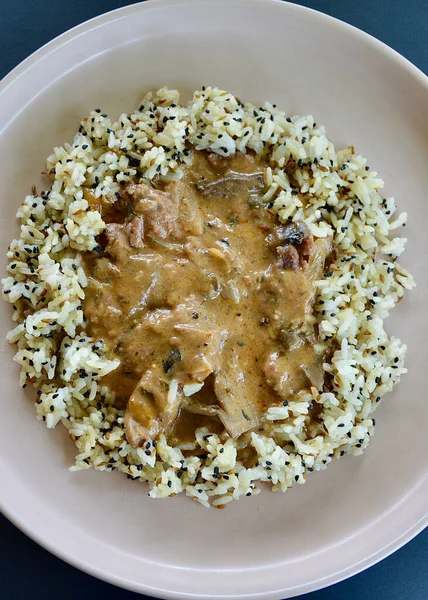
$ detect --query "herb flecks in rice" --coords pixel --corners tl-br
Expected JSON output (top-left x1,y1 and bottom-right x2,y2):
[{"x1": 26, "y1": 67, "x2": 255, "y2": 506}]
[{"x1": 2, "y1": 87, "x2": 415, "y2": 507}]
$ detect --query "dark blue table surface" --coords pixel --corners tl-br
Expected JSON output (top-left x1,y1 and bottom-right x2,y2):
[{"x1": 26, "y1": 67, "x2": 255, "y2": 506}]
[{"x1": 1, "y1": 1, "x2": 427, "y2": 599}]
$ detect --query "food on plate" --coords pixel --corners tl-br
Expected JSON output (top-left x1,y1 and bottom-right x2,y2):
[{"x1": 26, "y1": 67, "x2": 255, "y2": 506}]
[{"x1": 2, "y1": 87, "x2": 414, "y2": 507}]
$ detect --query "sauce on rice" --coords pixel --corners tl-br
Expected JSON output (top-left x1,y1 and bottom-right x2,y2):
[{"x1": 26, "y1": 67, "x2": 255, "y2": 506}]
[{"x1": 82, "y1": 151, "x2": 330, "y2": 448}]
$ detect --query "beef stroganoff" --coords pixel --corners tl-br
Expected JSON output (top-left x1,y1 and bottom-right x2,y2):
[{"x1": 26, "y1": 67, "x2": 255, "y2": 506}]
[{"x1": 2, "y1": 87, "x2": 414, "y2": 507}]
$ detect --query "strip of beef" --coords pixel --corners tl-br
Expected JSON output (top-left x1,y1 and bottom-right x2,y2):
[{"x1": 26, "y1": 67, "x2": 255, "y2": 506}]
[
  {"x1": 127, "y1": 216, "x2": 144, "y2": 248},
  {"x1": 276, "y1": 245, "x2": 300, "y2": 270},
  {"x1": 267, "y1": 221, "x2": 316, "y2": 271},
  {"x1": 123, "y1": 182, "x2": 181, "y2": 240}
]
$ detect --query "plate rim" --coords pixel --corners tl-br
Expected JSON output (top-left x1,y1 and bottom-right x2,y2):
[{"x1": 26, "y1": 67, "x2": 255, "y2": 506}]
[{"x1": 0, "y1": 1, "x2": 427, "y2": 598}]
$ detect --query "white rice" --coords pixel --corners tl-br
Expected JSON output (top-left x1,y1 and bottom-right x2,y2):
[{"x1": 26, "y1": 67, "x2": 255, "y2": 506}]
[{"x1": 2, "y1": 87, "x2": 415, "y2": 507}]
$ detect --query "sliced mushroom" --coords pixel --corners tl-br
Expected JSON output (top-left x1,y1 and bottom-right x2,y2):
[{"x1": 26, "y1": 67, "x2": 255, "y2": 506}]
[
  {"x1": 265, "y1": 221, "x2": 310, "y2": 248},
  {"x1": 195, "y1": 171, "x2": 264, "y2": 198}
]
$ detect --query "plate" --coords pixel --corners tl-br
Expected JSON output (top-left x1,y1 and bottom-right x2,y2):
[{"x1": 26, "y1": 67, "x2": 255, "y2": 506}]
[{"x1": 1, "y1": 1, "x2": 427, "y2": 598}]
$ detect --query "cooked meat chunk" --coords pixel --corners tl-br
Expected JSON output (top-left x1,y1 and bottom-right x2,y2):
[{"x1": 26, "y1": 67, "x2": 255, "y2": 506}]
[
  {"x1": 296, "y1": 234, "x2": 315, "y2": 259},
  {"x1": 264, "y1": 343, "x2": 324, "y2": 401},
  {"x1": 104, "y1": 223, "x2": 130, "y2": 262},
  {"x1": 258, "y1": 269, "x2": 311, "y2": 324},
  {"x1": 276, "y1": 244, "x2": 300, "y2": 270},
  {"x1": 264, "y1": 351, "x2": 298, "y2": 400},
  {"x1": 123, "y1": 182, "x2": 181, "y2": 240},
  {"x1": 296, "y1": 234, "x2": 315, "y2": 269},
  {"x1": 268, "y1": 222, "x2": 315, "y2": 271},
  {"x1": 103, "y1": 217, "x2": 145, "y2": 260},
  {"x1": 127, "y1": 216, "x2": 144, "y2": 248}
]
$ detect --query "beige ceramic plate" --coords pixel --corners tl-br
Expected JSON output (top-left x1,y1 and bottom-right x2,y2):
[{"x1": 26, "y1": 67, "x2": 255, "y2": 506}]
[{"x1": 1, "y1": 1, "x2": 427, "y2": 598}]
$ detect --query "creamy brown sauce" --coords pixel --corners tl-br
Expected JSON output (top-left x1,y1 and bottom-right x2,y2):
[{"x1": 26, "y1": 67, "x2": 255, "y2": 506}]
[{"x1": 82, "y1": 151, "x2": 330, "y2": 448}]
